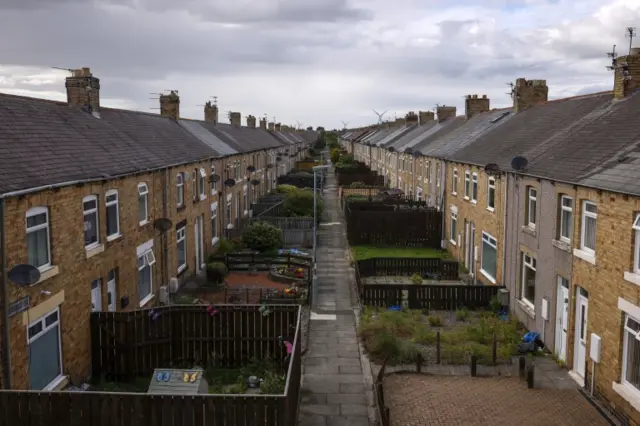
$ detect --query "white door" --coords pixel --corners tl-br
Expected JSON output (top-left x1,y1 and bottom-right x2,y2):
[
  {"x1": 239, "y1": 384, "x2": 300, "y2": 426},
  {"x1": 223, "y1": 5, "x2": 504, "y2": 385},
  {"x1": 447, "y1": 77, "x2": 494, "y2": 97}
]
[
  {"x1": 465, "y1": 221, "x2": 470, "y2": 267},
  {"x1": 194, "y1": 216, "x2": 204, "y2": 271},
  {"x1": 107, "y1": 272, "x2": 117, "y2": 312},
  {"x1": 573, "y1": 291, "x2": 588, "y2": 379},
  {"x1": 555, "y1": 277, "x2": 569, "y2": 361},
  {"x1": 91, "y1": 279, "x2": 102, "y2": 312}
]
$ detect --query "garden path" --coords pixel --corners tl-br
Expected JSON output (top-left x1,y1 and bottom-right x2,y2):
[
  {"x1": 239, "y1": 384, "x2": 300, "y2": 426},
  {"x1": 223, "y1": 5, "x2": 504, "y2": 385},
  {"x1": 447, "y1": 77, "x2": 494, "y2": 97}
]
[{"x1": 297, "y1": 168, "x2": 374, "y2": 426}]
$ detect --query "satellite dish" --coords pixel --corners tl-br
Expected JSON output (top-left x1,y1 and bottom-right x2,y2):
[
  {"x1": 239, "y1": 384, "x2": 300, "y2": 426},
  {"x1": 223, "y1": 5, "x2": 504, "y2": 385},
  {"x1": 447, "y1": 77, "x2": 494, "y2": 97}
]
[
  {"x1": 388, "y1": 147, "x2": 395, "y2": 153},
  {"x1": 404, "y1": 147, "x2": 413, "y2": 154},
  {"x1": 208, "y1": 174, "x2": 220, "y2": 183},
  {"x1": 247, "y1": 166, "x2": 256, "y2": 173},
  {"x1": 413, "y1": 150, "x2": 422, "y2": 157},
  {"x1": 153, "y1": 218, "x2": 173, "y2": 231},
  {"x1": 250, "y1": 179, "x2": 261, "y2": 186},
  {"x1": 8, "y1": 264, "x2": 41, "y2": 286},
  {"x1": 224, "y1": 178, "x2": 236, "y2": 187},
  {"x1": 276, "y1": 157, "x2": 282, "y2": 162},
  {"x1": 267, "y1": 164, "x2": 274, "y2": 169},
  {"x1": 510, "y1": 156, "x2": 528, "y2": 171},
  {"x1": 484, "y1": 163, "x2": 501, "y2": 175}
]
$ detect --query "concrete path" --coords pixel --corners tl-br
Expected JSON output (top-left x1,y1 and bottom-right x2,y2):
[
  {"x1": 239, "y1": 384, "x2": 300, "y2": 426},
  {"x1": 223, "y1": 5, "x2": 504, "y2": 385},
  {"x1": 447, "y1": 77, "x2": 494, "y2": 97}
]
[{"x1": 298, "y1": 170, "x2": 373, "y2": 426}]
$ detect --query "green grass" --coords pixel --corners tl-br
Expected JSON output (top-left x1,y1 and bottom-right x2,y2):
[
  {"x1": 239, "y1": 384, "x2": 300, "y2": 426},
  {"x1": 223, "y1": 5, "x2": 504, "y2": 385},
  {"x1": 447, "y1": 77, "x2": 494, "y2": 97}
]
[{"x1": 351, "y1": 245, "x2": 451, "y2": 261}]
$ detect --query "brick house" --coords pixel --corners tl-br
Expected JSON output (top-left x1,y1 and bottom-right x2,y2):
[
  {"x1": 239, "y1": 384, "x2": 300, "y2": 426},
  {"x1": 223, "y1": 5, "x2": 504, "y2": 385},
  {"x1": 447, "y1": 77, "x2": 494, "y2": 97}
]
[{"x1": 0, "y1": 68, "x2": 311, "y2": 391}]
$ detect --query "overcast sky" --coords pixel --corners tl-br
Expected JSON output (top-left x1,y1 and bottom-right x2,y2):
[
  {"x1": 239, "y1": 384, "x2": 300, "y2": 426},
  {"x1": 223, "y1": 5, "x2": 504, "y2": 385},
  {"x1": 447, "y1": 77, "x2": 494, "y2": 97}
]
[{"x1": 0, "y1": 0, "x2": 638, "y2": 129}]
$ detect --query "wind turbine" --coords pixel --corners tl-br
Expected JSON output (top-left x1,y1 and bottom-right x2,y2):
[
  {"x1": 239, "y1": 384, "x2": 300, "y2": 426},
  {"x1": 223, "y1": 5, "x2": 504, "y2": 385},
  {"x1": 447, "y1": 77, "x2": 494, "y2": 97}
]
[
  {"x1": 373, "y1": 109, "x2": 388, "y2": 126},
  {"x1": 341, "y1": 120, "x2": 349, "y2": 130},
  {"x1": 296, "y1": 121, "x2": 302, "y2": 130}
]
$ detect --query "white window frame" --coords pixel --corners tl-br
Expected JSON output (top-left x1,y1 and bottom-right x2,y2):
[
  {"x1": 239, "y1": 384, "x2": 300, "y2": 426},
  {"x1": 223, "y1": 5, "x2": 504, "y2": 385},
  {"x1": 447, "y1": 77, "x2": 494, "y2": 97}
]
[
  {"x1": 426, "y1": 161, "x2": 431, "y2": 183},
  {"x1": 633, "y1": 214, "x2": 640, "y2": 275},
  {"x1": 138, "y1": 183, "x2": 149, "y2": 225},
  {"x1": 559, "y1": 195, "x2": 573, "y2": 243},
  {"x1": 27, "y1": 308, "x2": 63, "y2": 390},
  {"x1": 198, "y1": 168, "x2": 206, "y2": 200},
  {"x1": 211, "y1": 202, "x2": 219, "y2": 245},
  {"x1": 527, "y1": 187, "x2": 537, "y2": 228},
  {"x1": 26, "y1": 207, "x2": 51, "y2": 271},
  {"x1": 580, "y1": 201, "x2": 598, "y2": 255},
  {"x1": 82, "y1": 195, "x2": 100, "y2": 249},
  {"x1": 105, "y1": 190, "x2": 120, "y2": 240},
  {"x1": 226, "y1": 199, "x2": 232, "y2": 226},
  {"x1": 622, "y1": 314, "x2": 640, "y2": 395},
  {"x1": 436, "y1": 163, "x2": 441, "y2": 187},
  {"x1": 177, "y1": 226, "x2": 187, "y2": 273},
  {"x1": 176, "y1": 173, "x2": 184, "y2": 207},
  {"x1": 480, "y1": 232, "x2": 498, "y2": 282},
  {"x1": 450, "y1": 209, "x2": 457, "y2": 245},
  {"x1": 418, "y1": 160, "x2": 423, "y2": 180},
  {"x1": 91, "y1": 278, "x2": 102, "y2": 312},
  {"x1": 211, "y1": 164, "x2": 217, "y2": 195},
  {"x1": 487, "y1": 177, "x2": 495, "y2": 211},
  {"x1": 464, "y1": 171, "x2": 470, "y2": 199},
  {"x1": 107, "y1": 269, "x2": 117, "y2": 312},
  {"x1": 138, "y1": 249, "x2": 156, "y2": 306},
  {"x1": 521, "y1": 254, "x2": 537, "y2": 307},
  {"x1": 471, "y1": 173, "x2": 478, "y2": 203},
  {"x1": 452, "y1": 169, "x2": 458, "y2": 195},
  {"x1": 243, "y1": 187, "x2": 248, "y2": 216}
]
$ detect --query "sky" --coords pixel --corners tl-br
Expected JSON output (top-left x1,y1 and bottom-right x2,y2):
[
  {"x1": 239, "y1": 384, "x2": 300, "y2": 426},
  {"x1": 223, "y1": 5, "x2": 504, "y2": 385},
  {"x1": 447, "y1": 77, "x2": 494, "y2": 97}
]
[{"x1": 0, "y1": 0, "x2": 639, "y2": 130}]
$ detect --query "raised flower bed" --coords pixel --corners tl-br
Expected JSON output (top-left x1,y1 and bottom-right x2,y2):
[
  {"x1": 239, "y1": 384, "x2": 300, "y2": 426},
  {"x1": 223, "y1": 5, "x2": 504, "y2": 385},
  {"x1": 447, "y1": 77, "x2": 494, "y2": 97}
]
[{"x1": 269, "y1": 266, "x2": 308, "y2": 285}]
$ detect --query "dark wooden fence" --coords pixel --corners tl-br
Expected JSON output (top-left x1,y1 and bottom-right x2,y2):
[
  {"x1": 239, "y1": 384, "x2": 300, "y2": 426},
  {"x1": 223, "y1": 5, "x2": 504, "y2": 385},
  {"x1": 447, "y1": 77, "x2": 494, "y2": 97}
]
[
  {"x1": 0, "y1": 305, "x2": 302, "y2": 426},
  {"x1": 277, "y1": 172, "x2": 324, "y2": 189},
  {"x1": 357, "y1": 258, "x2": 458, "y2": 281},
  {"x1": 360, "y1": 284, "x2": 501, "y2": 310},
  {"x1": 336, "y1": 171, "x2": 384, "y2": 186}
]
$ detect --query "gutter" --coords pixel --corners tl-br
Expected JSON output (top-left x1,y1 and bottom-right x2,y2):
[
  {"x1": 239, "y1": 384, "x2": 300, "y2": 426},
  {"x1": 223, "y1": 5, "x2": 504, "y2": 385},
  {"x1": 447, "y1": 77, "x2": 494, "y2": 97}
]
[{"x1": 0, "y1": 198, "x2": 11, "y2": 388}]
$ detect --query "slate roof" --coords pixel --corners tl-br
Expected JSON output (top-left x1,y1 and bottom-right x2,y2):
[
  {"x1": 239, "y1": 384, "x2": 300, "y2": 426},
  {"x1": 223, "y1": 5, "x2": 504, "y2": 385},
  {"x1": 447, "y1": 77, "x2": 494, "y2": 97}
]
[
  {"x1": 179, "y1": 120, "x2": 238, "y2": 156},
  {"x1": 207, "y1": 123, "x2": 286, "y2": 152},
  {"x1": 378, "y1": 125, "x2": 418, "y2": 148},
  {"x1": 0, "y1": 93, "x2": 216, "y2": 195},
  {"x1": 297, "y1": 130, "x2": 318, "y2": 143},
  {"x1": 362, "y1": 128, "x2": 396, "y2": 145},
  {"x1": 397, "y1": 117, "x2": 465, "y2": 152},
  {"x1": 387, "y1": 122, "x2": 438, "y2": 150}
]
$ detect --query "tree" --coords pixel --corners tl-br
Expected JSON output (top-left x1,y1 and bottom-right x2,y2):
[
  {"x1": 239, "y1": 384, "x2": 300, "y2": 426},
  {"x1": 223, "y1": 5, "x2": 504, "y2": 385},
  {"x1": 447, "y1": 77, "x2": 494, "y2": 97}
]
[
  {"x1": 330, "y1": 148, "x2": 340, "y2": 164},
  {"x1": 242, "y1": 221, "x2": 283, "y2": 253}
]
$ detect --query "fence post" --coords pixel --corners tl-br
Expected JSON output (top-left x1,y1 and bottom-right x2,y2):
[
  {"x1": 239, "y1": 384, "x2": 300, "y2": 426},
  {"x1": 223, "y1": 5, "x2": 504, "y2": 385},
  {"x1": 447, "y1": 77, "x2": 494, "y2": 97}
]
[
  {"x1": 416, "y1": 352, "x2": 423, "y2": 373},
  {"x1": 470, "y1": 355, "x2": 478, "y2": 377},
  {"x1": 492, "y1": 333, "x2": 497, "y2": 365},
  {"x1": 436, "y1": 331, "x2": 441, "y2": 364},
  {"x1": 518, "y1": 356, "x2": 526, "y2": 379},
  {"x1": 526, "y1": 364, "x2": 535, "y2": 389}
]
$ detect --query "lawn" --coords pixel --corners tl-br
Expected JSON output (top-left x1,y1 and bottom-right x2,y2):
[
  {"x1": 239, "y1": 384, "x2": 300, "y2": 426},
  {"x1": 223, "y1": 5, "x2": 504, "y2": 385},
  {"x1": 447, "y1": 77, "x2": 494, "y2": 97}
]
[{"x1": 351, "y1": 245, "x2": 451, "y2": 261}]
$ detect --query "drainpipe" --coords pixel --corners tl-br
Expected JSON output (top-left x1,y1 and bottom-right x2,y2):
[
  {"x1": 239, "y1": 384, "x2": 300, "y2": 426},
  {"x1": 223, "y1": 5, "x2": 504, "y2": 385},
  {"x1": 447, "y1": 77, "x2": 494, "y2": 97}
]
[
  {"x1": 0, "y1": 198, "x2": 12, "y2": 389},
  {"x1": 440, "y1": 160, "x2": 447, "y2": 249}
]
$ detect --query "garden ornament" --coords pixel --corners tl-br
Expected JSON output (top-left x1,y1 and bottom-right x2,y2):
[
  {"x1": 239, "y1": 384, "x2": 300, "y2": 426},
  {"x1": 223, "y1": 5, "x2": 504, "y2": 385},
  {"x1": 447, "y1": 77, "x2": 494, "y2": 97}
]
[
  {"x1": 148, "y1": 309, "x2": 161, "y2": 321},
  {"x1": 259, "y1": 304, "x2": 273, "y2": 317},
  {"x1": 246, "y1": 376, "x2": 263, "y2": 388},
  {"x1": 206, "y1": 304, "x2": 218, "y2": 316},
  {"x1": 156, "y1": 371, "x2": 171, "y2": 382}
]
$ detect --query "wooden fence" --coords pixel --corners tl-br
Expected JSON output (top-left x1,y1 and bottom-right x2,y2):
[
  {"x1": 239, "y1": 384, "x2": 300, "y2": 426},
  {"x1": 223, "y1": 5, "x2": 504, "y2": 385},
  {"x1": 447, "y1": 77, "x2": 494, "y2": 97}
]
[
  {"x1": 360, "y1": 284, "x2": 501, "y2": 310},
  {"x1": 0, "y1": 305, "x2": 302, "y2": 426},
  {"x1": 336, "y1": 171, "x2": 384, "y2": 187},
  {"x1": 210, "y1": 252, "x2": 312, "y2": 283},
  {"x1": 357, "y1": 258, "x2": 458, "y2": 281}
]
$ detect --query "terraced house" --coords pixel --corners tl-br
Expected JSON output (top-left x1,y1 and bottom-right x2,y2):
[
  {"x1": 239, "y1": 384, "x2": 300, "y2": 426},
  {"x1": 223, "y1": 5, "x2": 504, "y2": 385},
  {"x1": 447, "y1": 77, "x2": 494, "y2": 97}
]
[
  {"x1": 343, "y1": 46, "x2": 640, "y2": 423},
  {"x1": 0, "y1": 67, "x2": 313, "y2": 391}
]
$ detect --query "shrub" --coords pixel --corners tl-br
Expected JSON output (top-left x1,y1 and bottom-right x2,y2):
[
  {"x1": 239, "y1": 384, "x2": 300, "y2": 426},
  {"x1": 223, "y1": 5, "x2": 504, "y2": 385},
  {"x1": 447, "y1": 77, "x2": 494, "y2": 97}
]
[
  {"x1": 215, "y1": 239, "x2": 234, "y2": 256},
  {"x1": 242, "y1": 221, "x2": 283, "y2": 253},
  {"x1": 410, "y1": 273, "x2": 423, "y2": 285},
  {"x1": 283, "y1": 189, "x2": 320, "y2": 217},
  {"x1": 427, "y1": 315, "x2": 442, "y2": 327},
  {"x1": 275, "y1": 184, "x2": 298, "y2": 194},
  {"x1": 349, "y1": 181, "x2": 367, "y2": 188},
  {"x1": 330, "y1": 148, "x2": 340, "y2": 164},
  {"x1": 260, "y1": 371, "x2": 286, "y2": 394},
  {"x1": 455, "y1": 308, "x2": 470, "y2": 322},
  {"x1": 206, "y1": 262, "x2": 228, "y2": 285}
]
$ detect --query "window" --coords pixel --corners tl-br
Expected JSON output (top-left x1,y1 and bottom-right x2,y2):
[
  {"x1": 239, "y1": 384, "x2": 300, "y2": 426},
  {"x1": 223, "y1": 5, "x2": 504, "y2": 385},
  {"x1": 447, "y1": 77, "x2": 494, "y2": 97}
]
[
  {"x1": 198, "y1": 168, "x2": 206, "y2": 199},
  {"x1": 91, "y1": 278, "x2": 102, "y2": 312},
  {"x1": 634, "y1": 214, "x2": 640, "y2": 274},
  {"x1": 83, "y1": 196, "x2": 99, "y2": 249},
  {"x1": 243, "y1": 188, "x2": 248, "y2": 215},
  {"x1": 464, "y1": 171, "x2": 470, "y2": 198},
  {"x1": 418, "y1": 160, "x2": 423, "y2": 180},
  {"x1": 27, "y1": 309, "x2": 62, "y2": 390},
  {"x1": 211, "y1": 164, "x2": 217, "y2": 194},
  {"x1": 105, "y1": 190, "x2": 120, "y2": 239},
  {"x1": 235, "y1": 161, "x2": 241, "y2": 180},
  {"x1": 138, "y1": 249, "x2": 155, "y2": 304},
  {"x1": 487, "y1": 178, "x2": 495, "y2": 210},
  {"x1": 176, "y1": 173, "x2": 184, "y2": 207},
  {"x1": 622, "y1": 314, "x2": 640, "y2": 393},
  {"x1": 436, "y1": 163, "x2": 441, "y2": 187},
  {"x1": 138, "y1": 183, "x2": 148, "y2": 224},
  {"x1": 452, "y1": 169, "x2": 458, "y2": 194},
  {"x1": 471, "y1": 173, "x2": 478, "y2": 202},
  {"x1": 481, "y1": 232, "x2": 498, "y2": 281},
  {"x1": 177, "y1": 226, "x2": 186, "y2": 272},
  {"x1": 107, "y1": 269, "x2": 117, "y2": 312},
  {"x1": 211, "y1": 202, "x2": 219, "y2": 244},
  {"x1": 559, "y1": 195, "x2": 573, "y2": 242},
  {"x1": 226, "y1": 199, "x2": 232, "y2": 226},
  {"x1": 521, "y1": 254, "x2": 537, "y2": 306},
  {"x1": 26, "y1": 207, "x2": 51, "y2": 271},
  {"x1": 580, "y1": 201, "x2": 598, "y2": 254},
  {"x1": 450, "y1": 210, "x2": 457, "y2": 243},
  {"x1": 525, "y1": 187, "x2": 537, "y2": 228},
  {"x1": 426, "y1": 161, "x2": 431, "y2": 182}
]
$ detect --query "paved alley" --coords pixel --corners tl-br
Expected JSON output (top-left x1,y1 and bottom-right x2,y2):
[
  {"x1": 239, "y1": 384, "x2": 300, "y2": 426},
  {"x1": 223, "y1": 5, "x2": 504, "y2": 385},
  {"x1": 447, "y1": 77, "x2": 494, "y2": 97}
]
[{"x1": 297, "y1": 169, "x2": 372, "y2": 426}]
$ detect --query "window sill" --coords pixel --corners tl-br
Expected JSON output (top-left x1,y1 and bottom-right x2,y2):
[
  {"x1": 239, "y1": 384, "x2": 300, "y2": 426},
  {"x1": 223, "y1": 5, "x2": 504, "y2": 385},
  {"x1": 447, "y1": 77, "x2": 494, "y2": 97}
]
[
  {"x1": 612, "y1": 382, "x2": 640, "y2": 412},
  {"x1": 140, "y1": 294, "x2": 155, "y2": 308},
  {"x1": 516, "y1": 299, "x2": 535, "y2": 319},
  {"x1": 85, "y1": 244, "x2": 105, "y2": 259},
  {"x1": 521, "y1": 226, "x2": 536, "y2": 237},
  {"x1": 199, "y1": 194, "x2": 207, "y2": 201},
  {"x1": 34, "y1": 265, "x2": 60, "y2": 285},
  {"x1": 623, "y1": 271, "x2": 640, "y2": 287},
  {"x1": 177, "y1": 265, "x2": 188, "y2": 277},
  {"x1": 43, "y1": 374, "x2": 69, "y2": 392},
  {"x1": 486, "y1": 207, "x2": 495, "y2": 213},
  {"x1": 471, "y1": 200, "x2": 477, "y2": 205},
  {"x1": 106, "y1": 233, "x2": 122, "y2": 243},
  {"x1": 139, "y1": 220, "x2": 150, "y2": 227},
  {"x1": 451, "y1": 192, "x2": 457, "y2": 196},
  {"x1": 212, "y1": 237, "x2": 220, "y2": 246},
  {"x1": 177, "y1": 205, "x2": 186, "y2": 212},
  {"x1": 573, "y1": 248, "x2": 596, "y2": 266},
  {"x1": 463, "y1": 196, "x2": 469, "y2": 201},
  {"x1": 479, "y1": 269, "x2": 497, "y2": 284},
  {"x1": 552, "y1": 239, "x2": 571, "y2": 253},
  {"x1": 449, "y1": 239, "x2": 457, "y2": 246}
]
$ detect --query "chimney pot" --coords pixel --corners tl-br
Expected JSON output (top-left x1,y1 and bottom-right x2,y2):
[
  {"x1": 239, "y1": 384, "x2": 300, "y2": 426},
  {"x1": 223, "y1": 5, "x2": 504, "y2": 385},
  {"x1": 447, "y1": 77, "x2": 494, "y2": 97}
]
[{"x1": 66, "y1": 67, "x2": 100, "y2": 112}]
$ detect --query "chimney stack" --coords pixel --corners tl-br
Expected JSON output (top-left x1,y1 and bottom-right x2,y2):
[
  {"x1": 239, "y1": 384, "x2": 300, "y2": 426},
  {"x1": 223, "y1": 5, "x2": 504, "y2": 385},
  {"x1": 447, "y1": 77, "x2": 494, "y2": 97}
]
[
  {"x1": 159, "y1": 91, "x2": 180, "y2": 119},
  {"x1": 465, "y1": 94, "x2": 490, "y2": 118},
  {"x1": 204, "y1": 101, "x2": 218, "y2": 123},
  {"x1": 436, "y1": 105, "x2": 456, "y2": 122},
  {"x1": 418, "y1": 111, "x2": 435, "y2": 125},
  {"x1": 247, "y1": 115, "x2": 257, "y2": 129},
  {"x1": 229, "y1": 112, "x2": 241, "y2": 126},
  {"x1": 613, "y1": 48, "x2": 640, "y2": 100},
  {"x1": 260, "y1": 118, "x2": 267, "y2": 130},
  {"x1": 66, "y1": 67, "x2": 100, "y2": 113},
  {"x1": 513, "y1": 78, "x2": 548, "y2": 113},
  {"x1": 268, "y1": 122, "x2": 275, "y2": 131},
  {"x1": 405, "y1": 111, "x2": 418, "y2": 125},
  {"x1": 275, "y1": 123, "x2": 282, "y2": 132}
]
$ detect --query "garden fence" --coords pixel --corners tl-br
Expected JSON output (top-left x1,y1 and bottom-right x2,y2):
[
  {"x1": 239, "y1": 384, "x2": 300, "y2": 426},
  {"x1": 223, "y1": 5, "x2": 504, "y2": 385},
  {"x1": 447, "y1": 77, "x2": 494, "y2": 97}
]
[{"x1": 357, "y1": 258, "x2": 459, "y2": 281}]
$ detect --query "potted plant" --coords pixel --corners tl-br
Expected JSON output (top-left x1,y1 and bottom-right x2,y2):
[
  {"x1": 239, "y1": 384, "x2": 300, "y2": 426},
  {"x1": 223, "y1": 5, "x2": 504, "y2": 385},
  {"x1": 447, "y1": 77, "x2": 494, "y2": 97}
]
[{"x1": 206, "y1": 262, "x2": 228, "y2": 286}]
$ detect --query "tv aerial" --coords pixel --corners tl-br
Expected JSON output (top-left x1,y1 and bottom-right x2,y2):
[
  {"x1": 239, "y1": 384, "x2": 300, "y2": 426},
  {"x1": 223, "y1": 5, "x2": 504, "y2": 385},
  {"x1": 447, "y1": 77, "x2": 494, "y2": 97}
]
[
  {"x1": 606, "y1": 45, "x2": 619, "y2": 71},
  {"x1": 625, "y1": 27, "x2": 637, "y2": 55},
  {"x1": 51, "y1": 66, "x2": 74, "y2": 75}
]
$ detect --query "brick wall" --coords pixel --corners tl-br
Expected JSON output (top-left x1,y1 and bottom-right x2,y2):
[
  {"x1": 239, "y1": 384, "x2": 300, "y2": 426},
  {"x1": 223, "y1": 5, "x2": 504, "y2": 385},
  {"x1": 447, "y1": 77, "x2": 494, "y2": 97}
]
[
  {"x1": 569, "y1": 187, "x2": 640, "y2": 424},
  {"x1": 444, "y1": 162, "x2": 504, "y2": 286}
]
